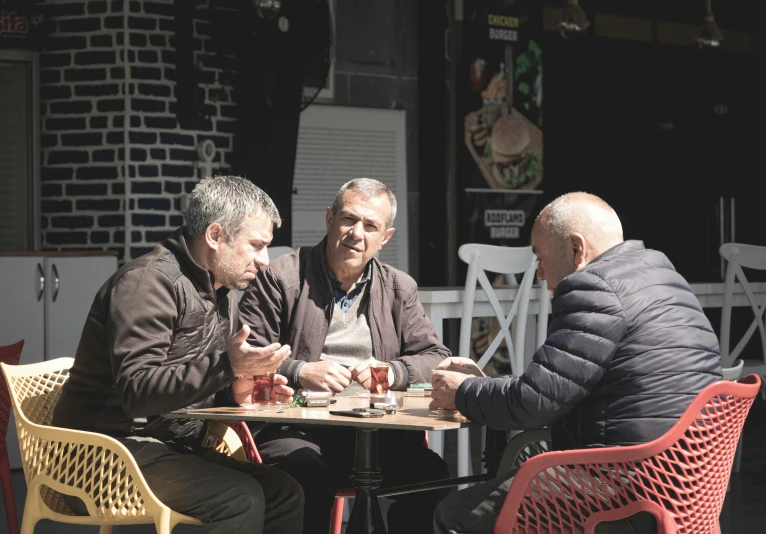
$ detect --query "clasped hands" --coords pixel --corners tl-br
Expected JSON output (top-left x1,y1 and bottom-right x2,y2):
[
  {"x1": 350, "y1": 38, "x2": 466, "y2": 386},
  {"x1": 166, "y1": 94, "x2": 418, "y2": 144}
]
[
  {"x1": 298, "y1": 358, "x2": 385, "y2": 393},
  {"x1": 429, "y1": 357, "x2": 486, "y2": 411}
]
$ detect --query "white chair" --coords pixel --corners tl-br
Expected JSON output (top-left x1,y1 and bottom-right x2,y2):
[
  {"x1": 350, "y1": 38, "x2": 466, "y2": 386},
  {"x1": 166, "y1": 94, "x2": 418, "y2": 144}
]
[
  {"x1": 720, "y1": 243, "x2": 766, "y2": 378},
  {"x1": 456, "y1": 244, "x2": 543, "y2": 482},
  {"x1": 269, "y1": 246, "x2": 294, "y2": 260}
]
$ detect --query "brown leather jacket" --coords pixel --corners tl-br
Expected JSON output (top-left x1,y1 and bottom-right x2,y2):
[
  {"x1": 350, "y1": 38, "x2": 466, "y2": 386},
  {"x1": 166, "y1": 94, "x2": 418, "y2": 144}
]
[
  {"x1": 52, "y1": 229, "x2": 238, "y2": 451},
  {"x1": 239, "y1": 238, "x2": 450, "y2": 389}
]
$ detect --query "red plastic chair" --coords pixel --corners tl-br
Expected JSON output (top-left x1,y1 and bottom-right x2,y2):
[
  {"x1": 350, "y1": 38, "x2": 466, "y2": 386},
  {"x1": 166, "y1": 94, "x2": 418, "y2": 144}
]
[
  {"x1": 0, "y1": 339, "x2": 24, "y2": 534},
  {"x1": 493, "y1": 375, "x2": 762, "y2": 534}
]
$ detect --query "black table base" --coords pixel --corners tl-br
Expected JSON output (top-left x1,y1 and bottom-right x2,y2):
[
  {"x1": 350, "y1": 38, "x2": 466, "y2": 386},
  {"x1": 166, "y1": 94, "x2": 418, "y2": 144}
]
[
  {"x1": 345, "y1": 426, "x2": 509, "y2": 533},
  {"x1": 347, "y1": 428, "x2": 386, "y2": 534}
]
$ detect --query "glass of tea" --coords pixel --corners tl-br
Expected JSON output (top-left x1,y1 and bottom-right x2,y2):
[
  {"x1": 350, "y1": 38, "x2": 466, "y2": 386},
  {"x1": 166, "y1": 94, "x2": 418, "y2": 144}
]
[
  {"x1": 369, "y1": 361, "x2": 391, "y2": 394},
  {"x1": 252, "y1": 372, "x2": 275, "y2": 405}
]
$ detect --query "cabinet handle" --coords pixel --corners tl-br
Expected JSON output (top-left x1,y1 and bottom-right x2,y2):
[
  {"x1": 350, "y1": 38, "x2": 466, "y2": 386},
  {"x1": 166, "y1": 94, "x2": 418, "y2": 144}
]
[
  {"x1": 52, "y1": 263, "x2": 60, "y2": 302},
  {"x1": 36, "y1": 263, "x2": 45, "y2": 301},
  {"x1": 730, "y1": 197, "x2": 736, "y2": 243}
]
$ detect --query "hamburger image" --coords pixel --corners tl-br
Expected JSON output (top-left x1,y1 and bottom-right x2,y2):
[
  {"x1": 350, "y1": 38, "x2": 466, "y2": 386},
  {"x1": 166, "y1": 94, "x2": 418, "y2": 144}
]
[{"x1": 485, "y1": 116, "x2": 540, "y2": 188}]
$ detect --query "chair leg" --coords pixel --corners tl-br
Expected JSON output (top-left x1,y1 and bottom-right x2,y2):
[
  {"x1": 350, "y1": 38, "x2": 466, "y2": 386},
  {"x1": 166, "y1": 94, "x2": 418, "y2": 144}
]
[
  {"x1": 733, "y1": 431, "x2": 744, "y2": 473},
  {"x1": 0, "y1": 450, "x2": 19, "y2": 534},
  {"x1": 156, "y1": 509, "x2": 172, "y2": 534},
  {"x1": 19, "y1": 495, "x2": 39, "y2": 534},
  {"x1": 457, "y1": 427, "x2": 472, "y2": 488},
  {"x1": 99, "y1": 525, "x2": 114, "y2": 534},
  {"x1": 330, "y1": 497, "x2": 345, "y2": 534}
]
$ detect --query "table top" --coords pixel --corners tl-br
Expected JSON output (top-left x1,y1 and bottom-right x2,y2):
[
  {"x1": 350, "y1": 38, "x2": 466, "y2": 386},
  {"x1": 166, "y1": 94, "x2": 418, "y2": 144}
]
[{"x1": 165, "y1": 395, "x2": 474, "y2": 432}]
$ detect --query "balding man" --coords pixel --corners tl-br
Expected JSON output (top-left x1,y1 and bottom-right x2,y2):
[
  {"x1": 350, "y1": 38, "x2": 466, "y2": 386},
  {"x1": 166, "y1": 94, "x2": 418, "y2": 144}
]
[{"x1": 431, "y1": 192, "x2": 721, "y2": 534}]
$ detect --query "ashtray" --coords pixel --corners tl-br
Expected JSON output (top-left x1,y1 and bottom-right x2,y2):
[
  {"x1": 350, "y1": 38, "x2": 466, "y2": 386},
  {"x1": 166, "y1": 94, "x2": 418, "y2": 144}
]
[
  {"x1": 369, "y1": 393, "x2": 404, "y2": 408},
  {"x1": 431, "y1": 408, "x2": 459, "y2": 421}
]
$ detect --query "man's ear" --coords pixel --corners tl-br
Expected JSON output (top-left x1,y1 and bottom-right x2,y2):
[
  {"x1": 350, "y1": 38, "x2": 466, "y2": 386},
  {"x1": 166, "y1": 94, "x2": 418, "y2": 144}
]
[
  {"x1": 380, "y1": 227, "x2": 395, "y2": 250},
  {"x1": 570, "y1": 232, "x2": 588, "y2": 270},
  {"x1": 204, "y1": 223, "x2": 224, "y2": 251},
  {"x1": 326, "y1": 207, "x2": 333, "y2": 232}
]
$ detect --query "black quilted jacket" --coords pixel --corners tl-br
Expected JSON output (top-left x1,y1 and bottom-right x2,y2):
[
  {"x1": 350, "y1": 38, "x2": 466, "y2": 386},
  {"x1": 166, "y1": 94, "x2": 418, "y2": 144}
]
[{"x1": 456, "y1": 240, "x2": 722, "y2": 450}]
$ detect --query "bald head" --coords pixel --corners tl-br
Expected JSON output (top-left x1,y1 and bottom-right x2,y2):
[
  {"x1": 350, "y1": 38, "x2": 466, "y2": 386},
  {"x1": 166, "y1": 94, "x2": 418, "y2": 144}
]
[
  {"x1": 536, "y1": 192, "x2": 623, "y2": 253},
  {"x1": 532, "y1": 192, "x2": 624, "y2": 292}
]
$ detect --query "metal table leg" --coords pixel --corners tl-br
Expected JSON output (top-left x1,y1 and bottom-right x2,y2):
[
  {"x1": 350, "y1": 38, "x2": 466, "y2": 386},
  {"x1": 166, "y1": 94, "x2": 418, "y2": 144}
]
[
  {"x1": 482, "y1": 427, "x2": 508, "y2": 479},
  {"x1": 346, "y1": 428, "x2": 386, "y2": 534}
]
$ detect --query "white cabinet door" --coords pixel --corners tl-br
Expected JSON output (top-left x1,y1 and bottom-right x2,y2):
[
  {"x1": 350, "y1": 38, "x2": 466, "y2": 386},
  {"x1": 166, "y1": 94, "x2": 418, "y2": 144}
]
[
  {"x1": 45, "y1": 256, "x2": 116, "y2": 360},
  {"x1": 0, "y1": 256, "x2": 46, "y2": 469},
  {"x1": 0, "y1": 257, "x2": 45, "y2": 364}
]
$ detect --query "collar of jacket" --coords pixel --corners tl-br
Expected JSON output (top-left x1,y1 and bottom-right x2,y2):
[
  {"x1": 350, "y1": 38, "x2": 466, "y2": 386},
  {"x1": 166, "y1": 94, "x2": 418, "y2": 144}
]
[
  {"x1": 313, "y1": 235, "x2": 378, "y2": 298},
  {"x1": 163, "y1": 227, "x2": 223, "y2": 302},
  {"x1": 590, "y1": 240, "x2": 645, "y2": 265}
]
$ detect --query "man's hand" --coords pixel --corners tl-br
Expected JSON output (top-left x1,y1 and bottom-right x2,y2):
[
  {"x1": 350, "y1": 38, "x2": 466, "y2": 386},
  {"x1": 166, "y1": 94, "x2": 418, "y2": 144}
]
[
  {"x1": 229, "y1": 374, "x2": 294, "y2": 405},
  {"x1": 435, "y1": 357, "x2": 486, "y2": 378},
  {"x1": 272, "y1": 374, "x2": 294, "y2": 404},
  {"x1": 349, "y1": 360, "x2": 373, "y2": 390},
  {"x1": 231, "y1": 376, "x2": 254, "y2": 405},
  {"x1": 298, "y1": 360, "x2": 352, "y2": 393},
  {"x1": 429, "y1": 370, "x2": 473, "y2": 411},
  {"x1": 228, "y1": 324, "x2": 291, "y2": 377}
]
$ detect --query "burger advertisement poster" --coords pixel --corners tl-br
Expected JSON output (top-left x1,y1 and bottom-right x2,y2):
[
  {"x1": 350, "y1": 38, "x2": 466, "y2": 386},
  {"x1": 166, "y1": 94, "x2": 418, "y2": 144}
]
[{"x1": 460, "y1": 0, "x2": 542, "y2": 249}]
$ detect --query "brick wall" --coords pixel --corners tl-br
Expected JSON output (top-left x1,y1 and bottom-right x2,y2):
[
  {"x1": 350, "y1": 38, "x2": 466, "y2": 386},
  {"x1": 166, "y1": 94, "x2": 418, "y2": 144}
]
[
  {"x1": 38, "y1": 0, "x2": 422, "y2": 272},
  {"x1": 40, "y1": 0, "x2": 236, "y2": 261}
]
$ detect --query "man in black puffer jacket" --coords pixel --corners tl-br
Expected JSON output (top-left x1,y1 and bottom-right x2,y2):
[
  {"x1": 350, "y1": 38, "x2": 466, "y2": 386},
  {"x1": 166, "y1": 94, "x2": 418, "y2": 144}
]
[{"x1": 432, "y1": 192, "x2": 722, "y2": 534}]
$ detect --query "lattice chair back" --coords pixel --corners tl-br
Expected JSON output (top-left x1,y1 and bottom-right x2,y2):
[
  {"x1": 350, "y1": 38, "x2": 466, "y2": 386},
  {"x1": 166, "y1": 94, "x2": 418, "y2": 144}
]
[
  {"x1": 222, "y1": 420, "x2": 262, "y2": 464},
  {"x1": 0, "y1": 358, "x2": 205, "y2": 533},
  {"x1": 497, "y1": 429, "x2": 553, "y2": 476},
  {"x1": 205, "y1": 421, "x2": 248, "y2": 463},
  {"x1": 458, "y1": 244, "x2": 538, "y2": 375},
  {"x1": 493, "y1": 375, "x2": 762, "y2": 534}
]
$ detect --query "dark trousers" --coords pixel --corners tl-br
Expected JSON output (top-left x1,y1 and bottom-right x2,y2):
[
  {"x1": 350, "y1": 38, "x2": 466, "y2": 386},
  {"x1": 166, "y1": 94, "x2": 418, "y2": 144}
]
[
  {"x1": 254, "y1": 425, "x2": 450, "y2": 534},
  {"x1": 66, "y1": 437, "x2": 304, "y2": 534}
]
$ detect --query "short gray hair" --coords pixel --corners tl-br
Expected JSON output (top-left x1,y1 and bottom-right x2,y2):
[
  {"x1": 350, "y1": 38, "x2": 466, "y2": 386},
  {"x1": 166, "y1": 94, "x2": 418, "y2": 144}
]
[
  {"x1": 331, "y1": 178, "x2": 397, "y2": 229},
  {"x1": 184, "y1": 175, "x2": 282, "y2": 242}
]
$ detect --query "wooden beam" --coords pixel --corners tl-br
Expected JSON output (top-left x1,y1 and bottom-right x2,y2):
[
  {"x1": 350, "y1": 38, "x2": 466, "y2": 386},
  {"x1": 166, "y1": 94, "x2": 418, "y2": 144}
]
[
  {"x1": 595, "y1": 13, "x2": 652, "y2": 42},
  {"x1": 542, "y1": 5, "x2": 766, "y2": 53}
]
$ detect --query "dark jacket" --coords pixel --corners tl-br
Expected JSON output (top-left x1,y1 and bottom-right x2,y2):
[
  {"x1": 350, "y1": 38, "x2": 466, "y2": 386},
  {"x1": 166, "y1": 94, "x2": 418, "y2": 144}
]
[
  {"x1": 239, "y1": 238, "x2": 450, "y2": 389},
  {"x1": 456, "y1": 241, "x2": 722, "y2": 450},
  {"x1": 52, "y1": 229, "x2": 238, "y2": 451}
]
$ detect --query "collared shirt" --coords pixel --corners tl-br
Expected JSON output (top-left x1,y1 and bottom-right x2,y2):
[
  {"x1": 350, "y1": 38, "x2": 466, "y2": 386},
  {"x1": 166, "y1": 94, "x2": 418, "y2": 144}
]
[{"x1": 328, "y1": 261, "x2": 373, "y2": 312}]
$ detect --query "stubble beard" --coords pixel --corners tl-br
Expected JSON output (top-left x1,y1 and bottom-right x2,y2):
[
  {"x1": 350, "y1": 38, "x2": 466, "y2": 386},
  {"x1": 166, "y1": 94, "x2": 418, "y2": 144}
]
[{"x1": 215, "y1": 245, "x2": 252, "y2": 291}]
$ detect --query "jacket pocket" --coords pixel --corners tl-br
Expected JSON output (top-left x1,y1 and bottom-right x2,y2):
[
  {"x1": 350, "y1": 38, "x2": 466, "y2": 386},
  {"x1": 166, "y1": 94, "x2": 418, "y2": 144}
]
[
  {"x1": 168, "y1": 309, "x2": 209, "y2": 362},
  {"x1": 177, "y1": 309, "x2": 206, "y2": 331}
]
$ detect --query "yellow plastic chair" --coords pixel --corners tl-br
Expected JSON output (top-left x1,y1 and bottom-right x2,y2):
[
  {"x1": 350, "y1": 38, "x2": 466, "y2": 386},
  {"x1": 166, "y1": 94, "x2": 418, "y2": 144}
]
[{"x1": 0, "y1": 357, "x2": 244, "y2": 534}]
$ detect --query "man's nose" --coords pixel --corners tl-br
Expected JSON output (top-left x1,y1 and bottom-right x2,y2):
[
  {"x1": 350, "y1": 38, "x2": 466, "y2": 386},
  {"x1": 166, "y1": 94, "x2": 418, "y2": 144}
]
[
  {"x1": 350, "y1": 221, "x2": 364, "y2": 239},
  {"x1": 536, "y1": 263, "x2": 545, "y2": 281},
  {"x1": 256, "y1": 248, "x2": 270, "y2": 268}
]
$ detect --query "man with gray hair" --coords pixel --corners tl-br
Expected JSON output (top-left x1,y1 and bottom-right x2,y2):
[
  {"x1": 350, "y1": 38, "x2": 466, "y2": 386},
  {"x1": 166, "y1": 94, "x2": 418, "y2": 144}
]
[
  {"x1": 430, "y1": 192, "x2": 721, "y2": 533},
  {"x1": 52, "y1": 176, "x2": 304, "y2": 534},
  {"x1": 240, "y1": 178, "x2": 451, "y2": 534}
]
